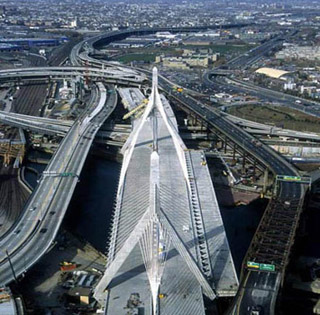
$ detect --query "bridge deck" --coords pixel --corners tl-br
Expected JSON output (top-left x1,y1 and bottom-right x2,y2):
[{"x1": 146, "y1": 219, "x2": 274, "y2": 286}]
[{"x1": 104, "y1": 91, "x2": 237, "y2": 314}]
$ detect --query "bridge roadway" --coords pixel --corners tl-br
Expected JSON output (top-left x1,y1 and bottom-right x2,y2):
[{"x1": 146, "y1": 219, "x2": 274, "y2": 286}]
[
  {"x1": 0, "y1": 82, "x2": 117, "y2": 286},
  {"x1": 94, "y1": 68, "x2": 238, "y2": 314},
  {"x1": 222, "y1": 34, "x2": 286, "y2": 70},
  {"x1": 0, "y1": 67, "x2": 145, "y2": 85},
  {"x1": 223, "y1": 77, "x2": 320, "y2": 118},
  {"x1": 72, "y1": 30, "x2": 305, "y2": 314},
  {"x1": 224, "y1": 113, "x2": 320, "y2": 142},
  {"x1": 0, "y1": 111, "x2": 72, "y2": 135}
]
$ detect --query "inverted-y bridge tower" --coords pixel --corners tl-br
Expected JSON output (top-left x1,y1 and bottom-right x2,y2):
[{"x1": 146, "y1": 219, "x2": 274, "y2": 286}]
[{"x1": 94, "y1": 67, "x2": 238, "y2": 314}]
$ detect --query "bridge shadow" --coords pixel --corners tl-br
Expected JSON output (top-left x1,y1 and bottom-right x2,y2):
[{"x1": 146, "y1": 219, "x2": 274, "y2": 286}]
[
  {"x1": 108, "y1": 224, "x2": 225, "y2": 289},
  {"x1": 134, "y1": 135, "x2": 173, "y2": 149}
]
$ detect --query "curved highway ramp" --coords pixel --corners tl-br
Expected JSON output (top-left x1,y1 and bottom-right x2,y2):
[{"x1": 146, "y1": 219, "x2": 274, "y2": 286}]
[{"x1": 0, "y1": 82, "x2": 117, "y2": 286}]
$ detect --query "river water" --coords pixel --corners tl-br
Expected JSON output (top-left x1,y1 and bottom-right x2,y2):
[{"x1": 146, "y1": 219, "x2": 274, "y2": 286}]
[{"x1": 25, "y1": 153, "x2": 120, "y2": 253}]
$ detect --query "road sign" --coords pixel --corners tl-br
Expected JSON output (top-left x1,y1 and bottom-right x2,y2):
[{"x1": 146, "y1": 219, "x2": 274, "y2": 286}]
[
  {"x1": 247, "y1": 261, "x2": 260, "y2": 269},
  {"x1": 276, "y1": 175, "x2": 311, "y2": 185},
  {"x1": 279, "y1": 175, "x2": 302, "y2": 181},
  {"x1": 260, "y1": 263, "x2": 275, "y2": 272}
]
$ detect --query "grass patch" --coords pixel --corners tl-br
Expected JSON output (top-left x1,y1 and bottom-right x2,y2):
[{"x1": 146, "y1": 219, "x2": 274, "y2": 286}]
[
  {"x1": 113, "y1": 43, "x2": 255, "y2": 64},
  {"x1": 115, "y1": 53, "x2": 156, "y2": 63},
  {"x1": 228, "y1": 104, "x2": 320, "y2": 133}
]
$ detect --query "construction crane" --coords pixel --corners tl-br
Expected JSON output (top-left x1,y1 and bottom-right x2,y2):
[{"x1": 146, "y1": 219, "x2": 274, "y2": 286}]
[{"x1": 122, "y1": 99, "x2": 148, "y2": 120}]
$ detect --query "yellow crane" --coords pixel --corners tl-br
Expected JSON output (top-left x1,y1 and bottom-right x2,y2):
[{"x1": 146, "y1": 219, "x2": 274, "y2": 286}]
[{"x1": 122, "y1": 99, "x2": 148, "y2": 120}]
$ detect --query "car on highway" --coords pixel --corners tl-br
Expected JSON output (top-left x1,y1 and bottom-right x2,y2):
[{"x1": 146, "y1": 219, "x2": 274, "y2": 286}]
[{"x1": 248, "y1": 305, "x2": 263, "y2": 315}]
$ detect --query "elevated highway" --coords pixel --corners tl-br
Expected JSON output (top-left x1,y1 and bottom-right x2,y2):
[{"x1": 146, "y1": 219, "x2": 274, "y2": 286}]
[
  {"x1": 223, "y1": 35, "x2": 286, "y2": 69},
  {"x1": 0, "y1": 82, "x2": 117, "y2": 286},
  {"x1": 224, "y1": 77, "x2": 320, "y2": 118},
  {"x1": 69, "y1": 24, "x2": 250, "y2": 69},
  {"x1": 0, "y1": 111, "x2": 72, "y2": 136},
  {"x1": 0, "y1": 67, "x2": 145, "y2": 85},
  {"x1": 224, "y1": 113, "x2": 320, "y2": 142}
]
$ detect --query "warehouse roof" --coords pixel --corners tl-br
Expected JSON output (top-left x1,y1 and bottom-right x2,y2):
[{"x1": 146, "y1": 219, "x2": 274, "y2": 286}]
[{"x1": 255, "y1": 67, "x2": 290, "y2": 79}]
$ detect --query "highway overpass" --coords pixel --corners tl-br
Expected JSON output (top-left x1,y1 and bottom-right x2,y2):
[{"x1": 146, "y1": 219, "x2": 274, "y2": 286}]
[
  {"x1": 224, "y1": 113, "x2": 320, "y2": 142},
  {"x1": 0, "y1": 111, "x2": 72, "y2": 136},
  {"x1": 0, "y1": 67, "x2": 145, "y2": 85},
  {"x1": 0, "y1": 82, "x2": 117, "y2": 286}
]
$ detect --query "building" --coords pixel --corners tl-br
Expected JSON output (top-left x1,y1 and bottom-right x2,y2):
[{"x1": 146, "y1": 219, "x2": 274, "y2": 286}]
[
  {"x1": 275, "y1": 45, "x2": 320, "y2": 61},
  {"x1": 182, "y1": 36, "x2": 213, "y2": 46},
  {"x1": 0, "y1": 287, "x2": 23, "y2": 315},
  {"x1": 0, "y1": 38, "x2": 63, "y2": 48},
  {"x1": 157, "y1": 54, "x2": 215, "y2": 69},
  {"x1": 162, "y1": 58, "x2": 190, "y2": 69},
  {"x1": 70, "y1": 19, "x2": 77, "y2": 28},
  {"x1": 155, "y1": 31, "x2": 176, "y2": 39},
  {"x1": 0, "y1": 43, "x2": 22, "y2": 52},
  {"x1": 255, "y1": 67, "x2": 291, "y2": 80}
]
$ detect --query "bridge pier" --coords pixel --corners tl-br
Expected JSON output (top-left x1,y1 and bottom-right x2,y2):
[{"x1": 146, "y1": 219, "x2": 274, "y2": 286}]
[
  {"x1": 224, "y1": 136, "x2": 228, "y2": 154},
  {"x1": 233, "y1": 144, "x2": 237, "y2": 161},
  {"x1": 263, "y1": 168, "x2": 269, "y2": 193},
  {"x1": 242, "y1": 153, "x2": 246, "y2": 172}
]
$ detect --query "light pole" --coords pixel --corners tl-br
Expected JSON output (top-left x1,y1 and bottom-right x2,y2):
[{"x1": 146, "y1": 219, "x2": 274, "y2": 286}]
[{"x1": 6, "y1": 249, "x2": 17, "y2": 283}]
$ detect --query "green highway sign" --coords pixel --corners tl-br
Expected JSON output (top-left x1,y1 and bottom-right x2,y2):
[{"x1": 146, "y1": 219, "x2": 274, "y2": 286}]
[
  {"x1": 260, "y1": 263, "x2": 275, "y2": 272},
  {"x1": 279, "y1": 175, "x2": 302, "y2": 181},
  {"x1": 247, "y1": 261, "x2": 276, "y2": 272},
  {"x1": 283, "y1": 176, "x2": 301, "y2": 181},
  {"x1": 276, "y1": 175, "x2": 311, "y2": 185},
  {"x1": 247, "y1": 261, "x2": 260, "y2": 269}
]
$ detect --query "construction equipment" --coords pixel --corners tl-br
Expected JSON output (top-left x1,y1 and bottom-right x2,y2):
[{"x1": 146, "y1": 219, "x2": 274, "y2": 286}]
[
  {"x1": 122, "y1": 99, "x2": 148, "y2": 120},
  {"x1": 60, "y1": 261, "x2": 77, "y2": 271}
]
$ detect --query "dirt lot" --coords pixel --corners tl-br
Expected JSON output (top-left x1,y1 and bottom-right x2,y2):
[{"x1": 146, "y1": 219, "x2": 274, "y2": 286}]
[{"x1": 12, "y1": 230, "x2": 106, "y2": 315}]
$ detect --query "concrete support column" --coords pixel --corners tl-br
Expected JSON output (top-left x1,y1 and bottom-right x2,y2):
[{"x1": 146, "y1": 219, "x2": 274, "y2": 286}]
[
  {"x1": 194, "y1": 115, "x2": 198, "y2": 126},
  {"x1": 224, "y1": 136, "x2": 228, "y2": 154},
  {"x1": 233, "y1": 145, "x2": 237, "y2": 160},
  {"x1": 242, "y1": 153, "x2": 246, "y2": 172},
  {"x1": 263, "y1": 168, "x2": 269, "y2": 193}
]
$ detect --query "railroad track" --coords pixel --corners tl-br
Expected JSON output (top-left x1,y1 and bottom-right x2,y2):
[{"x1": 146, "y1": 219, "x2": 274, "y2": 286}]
[
  {"x1": 0, "y1": 165, "x2": 30, "y2": 238},
  {"x1": 12, "y1": 81, "x2": 48, "y2": 116}
]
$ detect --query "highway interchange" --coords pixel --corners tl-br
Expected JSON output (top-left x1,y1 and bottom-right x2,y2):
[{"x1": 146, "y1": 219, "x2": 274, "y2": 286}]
[{"x1": 0, "y1": 25, "x2": 313, "y2": 314}]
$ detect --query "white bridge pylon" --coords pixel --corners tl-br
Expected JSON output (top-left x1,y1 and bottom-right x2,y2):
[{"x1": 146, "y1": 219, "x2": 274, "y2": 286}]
[{"x1": 94, "y1": 68, "x2": 216, "y2": 313}]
